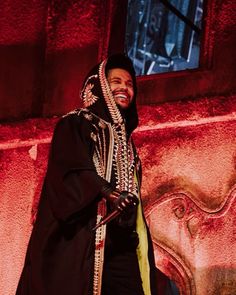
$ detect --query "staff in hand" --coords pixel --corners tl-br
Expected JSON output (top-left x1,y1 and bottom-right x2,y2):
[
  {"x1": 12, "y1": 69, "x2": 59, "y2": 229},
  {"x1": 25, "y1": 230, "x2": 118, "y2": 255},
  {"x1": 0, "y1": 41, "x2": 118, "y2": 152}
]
[{"x1": 92, "y1": 188, "x2": 139, "y2": 231}]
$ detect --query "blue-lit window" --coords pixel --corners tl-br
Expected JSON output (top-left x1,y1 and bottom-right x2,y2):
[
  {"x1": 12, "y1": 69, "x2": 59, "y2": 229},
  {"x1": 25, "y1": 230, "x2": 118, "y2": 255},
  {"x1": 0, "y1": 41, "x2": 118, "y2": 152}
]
[{"x1": 125, "y1": 0, "x2": 204, "y2": 75}]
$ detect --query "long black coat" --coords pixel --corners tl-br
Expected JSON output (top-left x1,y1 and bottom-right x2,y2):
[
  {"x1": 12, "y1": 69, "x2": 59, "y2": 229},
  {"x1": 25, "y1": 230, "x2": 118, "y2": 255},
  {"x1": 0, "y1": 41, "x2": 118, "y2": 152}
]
[
  {"x1": 16, "y1": 52, "x2": 174, "y2": 294},
  {"x1": 16, "y1": 113, "x2": 108, "y2": 295},
  {"x1": 16, "y1": 112, "x2": 173, "y2": 295}
]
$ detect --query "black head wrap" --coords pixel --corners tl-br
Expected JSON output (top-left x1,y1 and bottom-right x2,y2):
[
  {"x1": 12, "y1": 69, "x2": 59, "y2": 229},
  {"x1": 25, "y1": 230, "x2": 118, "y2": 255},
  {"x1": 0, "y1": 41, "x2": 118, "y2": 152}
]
[{"x1": 80, "y1": 53, "x2": 138, "y2": 135}]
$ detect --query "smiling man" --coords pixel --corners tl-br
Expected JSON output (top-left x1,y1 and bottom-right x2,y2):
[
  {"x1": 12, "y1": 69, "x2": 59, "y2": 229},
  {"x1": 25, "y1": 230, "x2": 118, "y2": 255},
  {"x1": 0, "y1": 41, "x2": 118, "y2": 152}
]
[
  {"x1": 16, "y1": 54, "x2": 172, "y2": 295},
  {"x1": 107, "y1": 68, "x2": 134, "y2": 109}
]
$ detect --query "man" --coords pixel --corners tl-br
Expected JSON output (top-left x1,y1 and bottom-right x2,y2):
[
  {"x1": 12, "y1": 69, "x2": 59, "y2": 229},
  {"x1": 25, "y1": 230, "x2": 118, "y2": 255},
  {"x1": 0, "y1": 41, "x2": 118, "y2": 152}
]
[{"x1": 16, "y1": 54, "x2": 167, "y2": 294}]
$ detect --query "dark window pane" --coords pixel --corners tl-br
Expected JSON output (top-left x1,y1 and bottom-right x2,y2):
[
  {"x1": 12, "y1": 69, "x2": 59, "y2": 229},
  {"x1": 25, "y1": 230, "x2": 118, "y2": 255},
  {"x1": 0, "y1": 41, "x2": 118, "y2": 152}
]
[{"x1": 125, "y1": 0, "x2": 204, "y2": 75}]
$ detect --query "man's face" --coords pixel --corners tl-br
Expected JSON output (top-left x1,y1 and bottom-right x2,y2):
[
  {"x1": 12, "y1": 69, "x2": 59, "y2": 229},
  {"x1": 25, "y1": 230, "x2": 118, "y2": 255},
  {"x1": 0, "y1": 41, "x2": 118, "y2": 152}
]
[{"x1": 107, "y1": 68, "x2": 134, "y2": 109}]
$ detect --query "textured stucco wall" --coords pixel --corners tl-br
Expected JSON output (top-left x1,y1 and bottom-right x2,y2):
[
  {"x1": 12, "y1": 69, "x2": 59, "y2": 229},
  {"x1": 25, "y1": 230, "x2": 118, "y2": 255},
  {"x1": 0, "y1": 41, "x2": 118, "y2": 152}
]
[
  {"x1": 135, "y1": 99, "x2": 236, "y2": 295},
  {"x1": 0, "y1": 0, "x2": 236, "y2": 121},
  {"x1": 0, "y1": 119, "x2": 56, "y2": 295},
  {"x1": 1, "y1": 96, "x2": 236, "y2": 294}
]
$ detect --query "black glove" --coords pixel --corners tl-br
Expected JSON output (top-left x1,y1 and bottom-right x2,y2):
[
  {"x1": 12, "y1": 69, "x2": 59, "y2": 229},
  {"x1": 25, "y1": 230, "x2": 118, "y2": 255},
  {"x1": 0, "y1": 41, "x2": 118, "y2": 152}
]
[
  {"x1": 100, "y1": 184, "x2": 139, "y2": 212},
  {"x1": 100, "y1": 184, "x2": 120, "y2": 206},
  {"x1": 115, "y1": 191, "x2": 139, "y2": 212}
]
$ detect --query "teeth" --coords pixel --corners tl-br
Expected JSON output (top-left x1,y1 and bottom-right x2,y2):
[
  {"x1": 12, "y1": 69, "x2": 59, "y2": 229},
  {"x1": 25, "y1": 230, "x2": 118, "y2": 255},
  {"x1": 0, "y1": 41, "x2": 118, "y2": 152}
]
[{"x1": 115, "y1": 94, "x2": 128, "y2": 99}]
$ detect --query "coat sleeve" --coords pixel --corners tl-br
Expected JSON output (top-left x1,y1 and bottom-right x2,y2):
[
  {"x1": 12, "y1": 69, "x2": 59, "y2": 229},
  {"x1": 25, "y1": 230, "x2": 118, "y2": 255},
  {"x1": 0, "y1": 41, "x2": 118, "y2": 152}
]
[{"x1": 45, "y1": 113, "x2": 108, "y2": 222}]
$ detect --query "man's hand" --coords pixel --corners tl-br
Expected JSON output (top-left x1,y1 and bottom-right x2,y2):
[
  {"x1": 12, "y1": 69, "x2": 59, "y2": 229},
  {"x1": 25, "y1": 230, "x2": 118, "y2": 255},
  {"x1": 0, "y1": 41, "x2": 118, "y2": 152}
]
[
  {"x1": 115, "y1": 191, "x2": 139, "y2": 212},
  {"x1": 92, "y1": 185, "x2": 139, "y2": 230},
  {"x1": 100, "y1": 185, "x2": 139, "y2": 212}
]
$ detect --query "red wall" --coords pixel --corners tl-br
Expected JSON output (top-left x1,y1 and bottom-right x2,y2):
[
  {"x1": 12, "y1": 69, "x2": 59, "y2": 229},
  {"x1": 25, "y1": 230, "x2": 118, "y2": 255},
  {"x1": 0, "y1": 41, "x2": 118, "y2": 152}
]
[
  {"x1": 135, "y1": 98, "x2": 236, "y2": 294},
  {"x1": 0, "y1": 1, "x2": 236, "y2": 294},
  {"x1": 1, "y1": 97, "x2": 236, "y2": 294},
  {"x1": 0, "y1": 0, "x2": 236, "y2": 121}
]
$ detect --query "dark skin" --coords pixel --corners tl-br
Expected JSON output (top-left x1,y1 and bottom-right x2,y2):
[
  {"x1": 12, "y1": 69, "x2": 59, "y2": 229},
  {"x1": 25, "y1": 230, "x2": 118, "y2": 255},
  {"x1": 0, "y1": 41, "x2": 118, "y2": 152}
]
[{"x1": 107, "y1": 68, "x2": 134, "y2": 110}]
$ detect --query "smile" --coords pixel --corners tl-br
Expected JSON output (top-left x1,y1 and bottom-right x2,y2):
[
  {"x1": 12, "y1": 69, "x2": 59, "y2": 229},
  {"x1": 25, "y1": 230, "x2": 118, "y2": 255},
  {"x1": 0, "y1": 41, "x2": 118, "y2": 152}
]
[{"x1": 113, "y1": 92, "x2": 130, "y2": 101}]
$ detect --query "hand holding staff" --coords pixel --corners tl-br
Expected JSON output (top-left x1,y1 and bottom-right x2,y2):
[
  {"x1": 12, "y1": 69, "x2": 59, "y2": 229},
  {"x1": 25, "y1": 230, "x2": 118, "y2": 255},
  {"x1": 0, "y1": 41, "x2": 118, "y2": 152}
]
[{"x1": 92, "y1": 191, "x2": 139, "y2": 231}]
